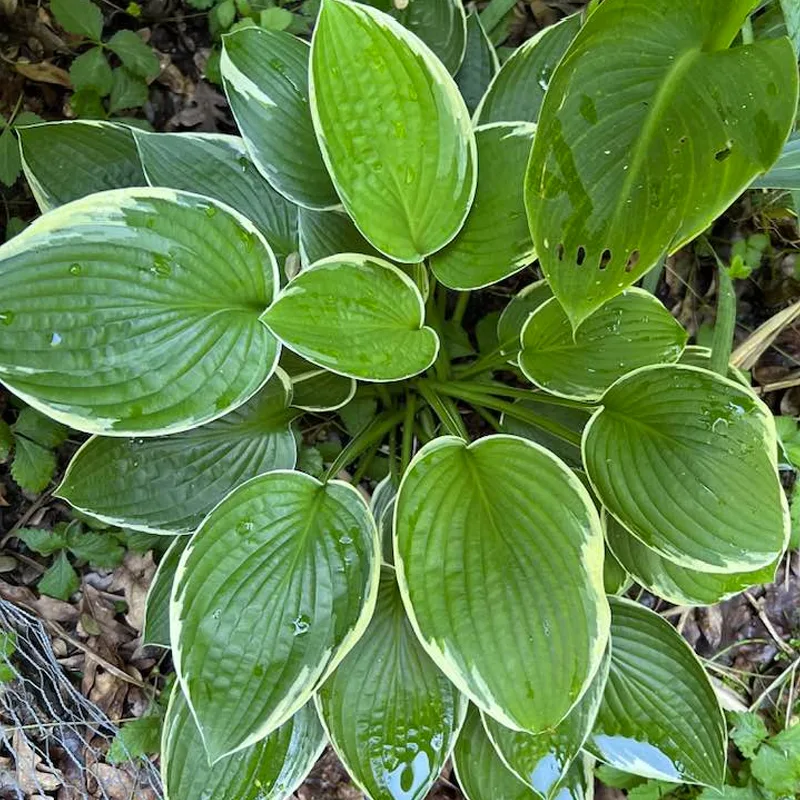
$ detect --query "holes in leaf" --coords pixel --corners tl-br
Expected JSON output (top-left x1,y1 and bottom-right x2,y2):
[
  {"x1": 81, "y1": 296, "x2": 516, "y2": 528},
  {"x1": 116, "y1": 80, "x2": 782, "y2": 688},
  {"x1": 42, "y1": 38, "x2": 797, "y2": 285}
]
[
  {"x1": 576, "y1": 246, "x2": 587, "y2": 266},
  {"x1": 625, "y1": 249, "x2": 640, "y2": 273},
  {"x1": 599, "y1": 249, "x2": 612, "y2": 271},
  {"x1": 715, "y1": 142, "x2": 733, "y2": 162},
  {"x1": 556, "y1": 243, "x2": 565, "y2": 262}
]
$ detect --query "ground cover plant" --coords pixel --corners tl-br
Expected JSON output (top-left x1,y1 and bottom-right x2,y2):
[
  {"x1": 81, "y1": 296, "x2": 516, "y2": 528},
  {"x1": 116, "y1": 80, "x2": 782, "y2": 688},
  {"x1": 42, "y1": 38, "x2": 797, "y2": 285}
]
[{"x1": 0, "y1": 0, "x2": 799, "y2": 798}]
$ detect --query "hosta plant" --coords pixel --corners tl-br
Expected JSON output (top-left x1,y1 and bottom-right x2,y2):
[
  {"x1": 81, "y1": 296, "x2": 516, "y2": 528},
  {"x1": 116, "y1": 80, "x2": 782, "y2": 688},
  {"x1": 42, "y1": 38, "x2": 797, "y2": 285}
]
[{"x1": 1, "y1": 0, "x2": 797, "y2": 798}]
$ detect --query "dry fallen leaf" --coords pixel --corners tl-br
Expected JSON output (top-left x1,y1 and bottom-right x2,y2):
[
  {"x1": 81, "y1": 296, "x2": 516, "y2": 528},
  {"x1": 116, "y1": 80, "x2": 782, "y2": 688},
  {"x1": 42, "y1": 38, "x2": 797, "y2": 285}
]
[
  {"x1": 90, "y1": 763, "x2": 159, "y2": 800},
  {"x1": 14, "y1": 731, "x2": 63, "y2": 794},
  {"x1": 14, "y1": 59, "x2": 71, "y2": 86},
  {"x1": 0, "y1": 580, "x2": 78, "y2": 624},
  {"x1": 109, "y1": 552, "x2": 155, "y2": 633}
]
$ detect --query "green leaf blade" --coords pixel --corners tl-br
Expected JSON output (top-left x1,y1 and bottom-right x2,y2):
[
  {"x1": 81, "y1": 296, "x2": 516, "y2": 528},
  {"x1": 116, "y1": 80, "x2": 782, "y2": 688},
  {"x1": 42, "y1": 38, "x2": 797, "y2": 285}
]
[
  {"x1": 51, "y1": 0, "x2": 103, "y2": 40},
  {"x1": 107, "y1": 30, "x2": 160, "y2": 80},
  {"x1": 143, "y1": 536, "x2": 188, "y2": 648},
  {"x1": 455, "y1": 12, "x2": 498, "y2": 114}
]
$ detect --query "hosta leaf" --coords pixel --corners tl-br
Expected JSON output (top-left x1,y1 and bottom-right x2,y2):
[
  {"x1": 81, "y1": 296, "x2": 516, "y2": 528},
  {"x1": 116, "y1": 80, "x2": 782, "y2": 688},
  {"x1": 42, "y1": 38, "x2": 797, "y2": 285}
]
[
  {"x1": 602, "y1": 546, "x2": 631, "y2": 596},
  {"x1": 497, "y1": 280, "x2": 553, "y2": 358},
  {"x1": 394, "y1": 434, "x2": 609, "y2": 733},
  {"x1": 317, "y1": 566, "x2": 467, "y2": 800},
  {"x1": 162, "y1": 687, "x2": 325, "y2": 800},
  {"x1": 18, "y1": 121, "x2": 145, "y2": 212},
  {"x1": 371, "y1": 476, "x2": 398, "y2": 563},
  {"x1": 455, "y1": 13, "x2": 499, "y2": 114},
  {"x1": 586, "y1": 598, "x2": 726, "y2": 787},
  {"x1": 482, "y1": 650, "x2": 609, "y2": 797},
  {"x1": 454, "y1": 706, "x2": 538, "y2": 800},
  {"x1": 221, "y1": 28, "x2": 338, "y2": 210},
  {"x1": 133, "y1": 131, "x2": 299, "y2": 267},
  {"x1": 583, "y1": 365, "x2": 788, "y2": 572},
  {"x1": 280, "y1": 351, "x2": 356, "y2": 412},
  {"x1": 58, "y1": 373, "x2": 296, "y2": 533},
  {"x1": 0, "y1": 188, "x2": 279, "y2": 435},
  {"x1": 475, "y1": 13, "x2": 580, "y2": 125},
  {"x1": 678, "y1": 345, "x2": 750, "y2": 386},
  {"x1": 262, "y1": 255, "x2": 439, "y2": 382},
  {"x1": 519, "y1": 289, "x2": 687, "y2": 401},
  {"x1": 171, "y1": 471, "x2": 380, "y2": 761},
  {"x1": 430, "y1": 122, "x2": 535, "y2": 290},
  {"x1": 143, "y1": 535, "x2": 187, "y2": 648},
  {"x1": 298, "y1": 207, "x2": 380, "y2": 268},
  {"x1": 526, "y1": 0, "x2": 798, "y2": 328},
  {"x1": 549, "y1": 754, "x2": 594, "y2": 800},
  {"x1": 309, "y1": 0, "x2": 476, "y2": 263},
  {"x1": 752, "y1": 132, "x2": 800, "y2": 190},
  {"x1": 604, "y1": 513, "x2": 776, "y2": 607}
]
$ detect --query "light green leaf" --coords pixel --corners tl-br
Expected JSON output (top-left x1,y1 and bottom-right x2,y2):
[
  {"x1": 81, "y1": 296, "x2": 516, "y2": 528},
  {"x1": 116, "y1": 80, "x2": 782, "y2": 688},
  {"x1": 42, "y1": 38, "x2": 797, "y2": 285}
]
[
  {"x1": 0, "y1": 420, "x2": 11, "y2": 461},
  {"x1": 66, "y1": 529, "x2": 125, "y2": 568},
  {"x1": 430, "y1": 122, "x2": 535, "y2": 290},
  {"x1": 298, "y1": 207, "x2": 381, "y2": 268},
  {"x1": 752, "y1": 132, "x2": 800, "y2": 190},
  {"x1": 395, "y1": 434, "x2": 609, "y2": 733},
  {"x1": 69, "y1": 47, "x2": 113, "y2": 96},
  {"x1": 11, "y1": 438, "x2": 57, "y2": 493},
  {"x1": 171, "y1": 471, "x2": 380, "y2": 762},
  {"x1": 586, "y1": 598, "x2": 726, "y2": 787},
  {"x1": 519, "y1": 289, "x2": 687, "y2": 401},
  {"x1": 221, "y1": 28, "x2": 338, "y2": 210},
  {"x1": 604, "y1": 512, "x2": 777, "y2": 607},
  {"x1": 475, "y1": 13, "x2": 580, "y2": 125},
  {"x1": 260, "y1": 6, "x2": 294, "y2": 30},
  {"x1": 0, "y1": 127, "x2": 21, "y2": 187},
  {"x1": 728, "y1": 711, "x2": 769, "y2": 759},
  {"x1": 280, "y1": 350, "x2": 356, "y2": 412},
  {"x1": 482, "y1": 650, "x2": 609, "y2": 798},
  {"x1": 526, "y1": 0, "x2": 798, "y2": 328},
  {"x1": 38, "y1": 551, "x2": 80, "y2": 600},
  {"x1": 17, "y1": 527, "x2": 68, "y2": 556},
  {"x1": 18, "y1": 121, "x2": 145, "y2": 212},
  {"x1": 262, "y1": 254, "x2": 439, "y2": 382},
  {"x1": 454, "y1": 706, "x2": 539, "y2": 800},
  {"x1": 317, "y1": 566, "x2": 467, "y2": 800},
  {"x1": 602, "y1": 546, "x2": 631, "y2": 596},
  {"x1": 0, "y1": 188, "x2": 279, "y2": 436},
  {"x1": 496, "y1": 280, "x2": 553, "y2": 358},
  {"x1": 12, "y1": 407, "x2": 69, "y2": 449},
  {"x1": 549, "y1": 754, "x2": 594, "y2": 800},
  {"x1": 455, "y1": 12, "x2": 498, "y2": 115},
  {"x1": 162, "y1": 687, "x2": 325, "y2": 800},
  {"x1": 108, "y1": 67, "x2": 148, "y2": 113},
  {"x1": 51, "y1": 0, "x2": 103, "y2": 40},
  {"x1": 58, "y1": 373, "x2": 296, "y2": 534},
  {"x1": 309, "y1": 0, "x2": 477, "y2": 263},
  {"x1": 678, "y1": 345, "x2": 750, "y2": 386},
  {"x1": 108, "y1": 714, "x2": 163, "y2": 763},
  {"x1": 133, "y1": 130, "x2": 299, "y2": 268},
  {"x1": 107, "y1": 30, "x2": 161, "y2": 79},
  {"x1": 750, "y1": 724, "x2": 800, "y2": 796},
  {"x1": 583, "y1": 364, "x2": 788, "y2": 572},
  {"x1": 370, "y1": 476, "x2": 397, "y2": 562},
  {"x1": 143, "y1": 536, "x2": 187, "y2": 648},
  {"x1": 779, "y1": 0, "x2": 800, "y2": 55}
]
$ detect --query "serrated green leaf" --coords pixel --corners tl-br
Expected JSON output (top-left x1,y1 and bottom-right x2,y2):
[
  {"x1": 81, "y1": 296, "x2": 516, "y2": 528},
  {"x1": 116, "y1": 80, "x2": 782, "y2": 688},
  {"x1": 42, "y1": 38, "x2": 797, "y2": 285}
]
[
  {"x1": 309, "y1": 0, "x2": 477, "y2": 263},
  {"x1": 496, "y1": 280, "x2": 553, "y2": 358},
  {"x1": 260, "y1": 6, "x2": 294, "y2": 30},
  {"x1": 142, "y1": 536, "x2": 186, "y2": 648},
  {"x1": 749, "y1": 724, "x2": 800, "y2": 795},
  {"x1": 58, "y1": 374, "x2": 296, "y2": 533},
  {"x1": 395, "y1": 434, "x2": 609, "y2": 733},
  {"x1": 317, "y1": 566, "x2": 467, "y2": 800},
  {"x1": 108, "y1": 713, "x2": 163, "y2": 763},
  {"x1": 221, "y1": 28, "x2": 338, "y2": 209},
  {"x1": 262, "y1": 254, "x2": 439, "y2": 382},
  {"x1": 519, "y1": 289, "x2": 687, "y2": 401},
  {"x1": 0, "y1": 127, "x2": 21, "y2": 187},
  {"x1": 133, "y1": 130, "x2": 299, "y2": 271},
  {"x1": 66, "y1": 528, "x2": 125, "y2": 568},
  {"x1": 51, "y1": 0, "x2": 103, "y2": 40},
  {"x1": 430, "y1": 122, "x2": 535, "y2": 290},
  {"x1": 18, "y1": 121, "x2": 145, "y2": 211},
  {"x1": 172, "y1": 471, "x2": 380, "y2": 762},
  {"x1": 17, "y1": 526, "x2": 68, "y2": 556},
  {"x1": 0, "y1": 188, "x2": 279, "y2": 436},
  {"x1": 38, "y1": 551, "x2": 80, "y2": 600},
  {"x1": 583, "y1": 365, "x2": 788, "y2": 572},
  {"x1": 455, "y1": 12, "x2": 498, "y2": 115},
  {"x1": 70, "y1": 88, "x2": 107, "y2": 120},
  {"x1": 107, "y1": 30, "x2": 160, "y2": 79},
  {"x1": 482, "y1": 650, "x2": 608, "y2": 797},
  {"x1": 280, "y1": 350, "x2": 355, "y2": 412},
  {"x1": 586, "y1": 598, "x2": 726, "y2": 787},
  {"x1": 728, "y1": 711, "x2": 769, "y2": 759},
  {"x1": 297, "y1": 207, "x2": 380, "y2": 268},
  {"x1": 604, "y1": 512, "x2": 777, "y2": 607},
  {"x1": 11, "y1": 438, "x2": 57, "y2": 493},
  {"x1": 0, "y1": 420, "x2": 12, "y2": 461},
  {"x1": 752, "y1": 133, "x2": 800, "y2": 190},
  {"x1": 454, "y1": 706, "x2": 539, "y2": 800},
  {"x1": 526, "y1": 0, "x2": 798, "y2": 328},
  {"x1": 12, "y1": 407, "x2": 69, "y2": 448},
  {"x1": 69, "y1": 47, "x2": 113, "y2": 96},
  {"x1": 108, "y1": 67, "x2": 148, "y2": 113},
  {"x1": 475, "y1": 13, "x2": 580, "y2": 125}
]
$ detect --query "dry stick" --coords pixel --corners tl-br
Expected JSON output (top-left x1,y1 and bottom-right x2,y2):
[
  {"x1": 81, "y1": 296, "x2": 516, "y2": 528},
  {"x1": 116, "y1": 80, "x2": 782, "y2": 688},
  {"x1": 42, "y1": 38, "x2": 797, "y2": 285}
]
[
  {"x1": 1, "y1": 487, "x2": 54, "y2": 547},
  {"x1": 749, "y1": 658, "x2": 800, "y2": 712},
  {"x1": 743, "y1": 591, "x2": 797, "y2": 657}
]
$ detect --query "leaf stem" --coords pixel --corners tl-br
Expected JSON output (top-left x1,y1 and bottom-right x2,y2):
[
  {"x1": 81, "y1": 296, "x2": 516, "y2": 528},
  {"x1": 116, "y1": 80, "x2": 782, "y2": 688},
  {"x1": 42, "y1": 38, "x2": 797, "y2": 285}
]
[
  {"x1": 438, "y1": 379, "x2": 592, "y2": 409},
  {"x1": 452, "y1": 341, "x2": 515, "y2": 380},
  {"x1": 415, "y1": 381, "x2": 469, "y2": 439},
  {"x1": 703, "y1": 238, "x2": 737, "y2": 377},
  {"x1": 451, "y1": 291, "x2": 470, "y2": 325}
]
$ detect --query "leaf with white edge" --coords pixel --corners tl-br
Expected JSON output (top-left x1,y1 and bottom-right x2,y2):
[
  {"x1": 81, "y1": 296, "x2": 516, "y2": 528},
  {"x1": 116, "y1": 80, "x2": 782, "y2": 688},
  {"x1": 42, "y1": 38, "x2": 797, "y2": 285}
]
[
  {"x1": 171, "y1": 470, "x2": 380, "y2": 762},
  {"x1": 482, "y1": 649, "x2": 609, "y2": 798},
  {"x1": 604, "y1": 513, "x2": 776, "y2": 607},
  {"x1": 18, "y1": 121, "x2": 145, "y2": 212},
  {"x1": 280, "y1": 350, "x2": 356, "y2": 412},
  {"x1": 310, "y1": 0, "x2": 477, "y2": 263},
  {"x1": 519, "y1": 289, "x2": 687, "y2": 401},
  {"x1": 0, "y1": 188, "x2": 279, "y2": 436},
  {"x1": 395, "y1": 434, "x2": 609, "y2": 733},
  {"x1": 455, "y1": 13, "x2": 498, "y2": 114},
  {"x1": 752, "y1": 132, "x2": 800, "y2": 190},
  {"x1": 586, "y1": 598, "x2": 726, "y2": 787},
  {"x1": 57, "y1": 372, "x2": 296, "y2": 533},
  {"x1": 497, "y1": 280, "x2": 553, "y2": 358},
  {"x1": 262, "y1": 255, "x2": 439, "y2": 382},
  {"x1": 454, "y1": 706, "x2": 538, "y2": 800},
  {"x1": 526, "y1": 0, "x2": 798, "y2": 328},
  {"x1": 430, "y1": 122, "x2": 535, "y2": 290},
  {"x1": 371, "y1": 476, "x2": 398, "y2": 563},
  {"x1": 678, "y1": 345, "x2": 750, "y2": 386},
  {"x1": 317, "y1": 566, "x2": 467, "y2": 800},
  {"x1": 133, "y1": 130, "x2": 299, "y2": 267},
  {"x1": 603, "y1": 546, "x2": 631, "y2": 597},
  {"x1": 221, "y1": 27, "x2": 338, "y2": 210},
  {"x1": 162, "y1": 686, "x2": 326, "y2": 800},
  {"x1": 475, "y1": 13, "x2": 580, "y2": 125},
  {"x1": 298, "y1": 207, "x2": 380, "y2": 268},
  {"x1": 143, "y1": 536, "x2": 187, "y2": 648},
  {"x1": 549, "y1": 754, "x2": 595, "y2": 800},
  {"x1": 583, "y1": 364, "x2": 788, "y2": 573}
]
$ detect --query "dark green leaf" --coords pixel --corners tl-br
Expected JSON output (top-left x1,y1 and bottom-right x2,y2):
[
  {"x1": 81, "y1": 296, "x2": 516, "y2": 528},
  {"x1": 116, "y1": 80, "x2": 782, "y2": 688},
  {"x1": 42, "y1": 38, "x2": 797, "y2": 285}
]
[
  {"x1": 66, "y1": 528, "x2": 125, "y2": 568},
  {"x1": 0, "y1": 127, "x2": 21, "y2": 187},
  {"x1": 143, "y1": 536, "x2": 187, "y2": 648},
  {"x1": 496, "y1": 280, "x2": 553, "y2": 358},
  {"x1": 298, "y1": 207, "x2": 381, "y2": 267},
  {"x1": 108, "y1": 67, "x2": 148, "y2": 113},
  {"x1": 0, "y1": 420, "x2": 12, "y2": 460},
  {"x1": 107, "y1": 30, "x2": 160, "y2": 79},
  {"x1": 107, "y1": 714, "x2": 163, "y2": 763},
  {"x1": 728, "y1": 711, "x2": 769, "y2": 759},
  {"x1": 280, "y1": 351, "x2": 356, "y2": 412},
  {"x1": 51, "y1": 0, "x2": 103, "y2": 40},
  {"x1": 11, "y1": 438, "x2": 56, "y2": 493},
  {"x1": 69, "y1": 47, "x2": 113, "y2": 95},
  {"x1": 12, "y1": 407, "x2": 69, "y2": 448},
  {"x1": 38, "y1": 552, "x2": 80, "y2": 600},
  {"x1": 69, "y1": 88, "x2": 107, "y2": 119},
  {"x1": 455, "y1": 12, "x2": 499, "y2": 115},
  {"x1": 17, "y1": 527, "x2": 68, "y2": 556},
  {"x1": 750, "y1": 724, "x2": 800, "y2": 796}
]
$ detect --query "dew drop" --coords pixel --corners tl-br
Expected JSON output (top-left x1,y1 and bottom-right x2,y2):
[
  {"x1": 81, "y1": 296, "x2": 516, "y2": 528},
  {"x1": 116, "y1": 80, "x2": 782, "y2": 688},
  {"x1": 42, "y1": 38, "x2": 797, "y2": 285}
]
[
  {"x1": 69, "y1": 263, "x2": 82, "y2": 276},
  {"x1": 50, "y1": 332, "x2": 62, "y2": 347},
  {"x1": 291, "y1": 614, "x2": 311, "y2": 636},
  {"x1": 212, "y1": 608, "x2": 222, "y2": 620},
  {"x1": 237, "y1": 519, "x2": 255, "y2": 536},
  {"x1": 339, "y1": 535, "x2": 353, "y2": 544},
  {"x1": 404, "y1": 165, "x2": 416, "y2": 185},
  {"x1": 0, "y1": 310, "x2": 14, "y2": 326},
  {"x1": 152, "y1": 255, "x2": 172, "y2": 277},
  {"x1": 237, "y1": 156, "x2": 249, "y2": 172}
]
